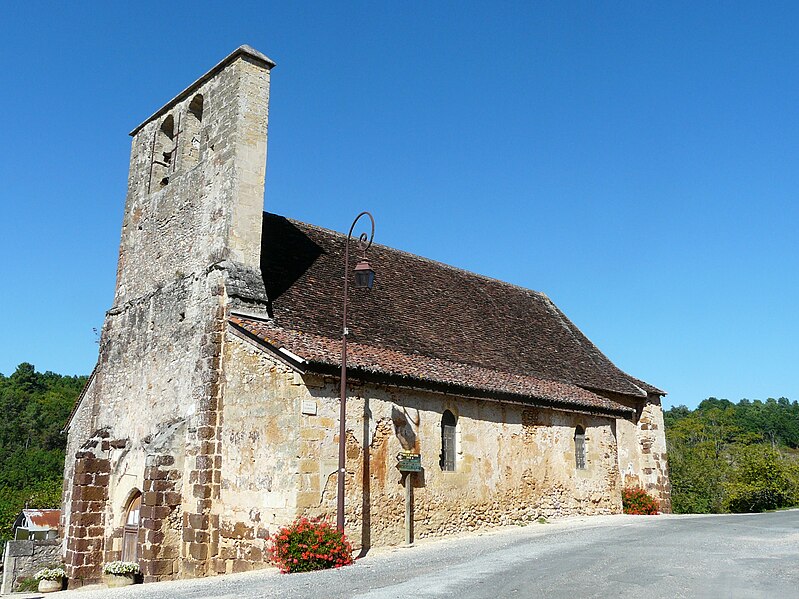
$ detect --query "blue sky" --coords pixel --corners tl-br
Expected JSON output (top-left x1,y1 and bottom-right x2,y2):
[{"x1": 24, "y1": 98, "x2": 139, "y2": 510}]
[{"x1": 1, "y1": 2, "x2": 797, "y2": 409}]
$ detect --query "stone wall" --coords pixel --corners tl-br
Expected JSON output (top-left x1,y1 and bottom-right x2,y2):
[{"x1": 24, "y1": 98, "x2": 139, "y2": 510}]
[
  {"x1": 62, "y1": 48, "x2": 274, "y2": 584},
  {"x1": 216, "y1": 332, "x2": 623, "y2": 564},
  {"x1": 613, "y1": 392, "x2": 671, "y2": 512},
  {"x1": 213, "y1": 334, "x2": 302, "y2": 573},
  {"x1": 138, "y1": 453, "x2": 184, "y2": 582},
  {"x1": 63, "y1": 430, "x2": 110, "y2": 586},
  {"x1": 61, "y1": 374, "x2": 96, "y2": 559},
  {"x1": 115, "y1": 52, "x2": 272, "y2": 306},
  {"x1": 1, "y1": 539, "x2": 61, "y2": 594}
]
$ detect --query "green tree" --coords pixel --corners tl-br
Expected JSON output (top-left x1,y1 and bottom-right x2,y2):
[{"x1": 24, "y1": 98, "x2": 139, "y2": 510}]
[
  {"x1": 665, "y1": 396, "x2": 799, "y2": 514},
  {"x1": 0, "y1": 363, "x2": 87, "y2": 543},
  {"x1": 725, "y1": 445, "x2": 798, "y2": 513},
  {"x1": 666, "y1": 409, "x2": 734, "y2": 513}
]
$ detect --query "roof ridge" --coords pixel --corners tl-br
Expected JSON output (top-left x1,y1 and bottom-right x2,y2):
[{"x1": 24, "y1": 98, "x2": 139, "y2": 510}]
[
  {"x1": 130, "y1": 46, "x2": 276, "y2": 136},
  {"x1": 62, "y1": 363, "x2": 97, "y2": 433}
]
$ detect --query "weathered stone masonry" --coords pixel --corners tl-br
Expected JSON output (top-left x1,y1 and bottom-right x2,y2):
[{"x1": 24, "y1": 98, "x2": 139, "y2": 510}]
[
  {"x1": 1, "y1": 539, "x2": 62, "y2": 594},
  {"x1": 63, "y1": 46, "x2": 275, "y2": 584},
  {"x1": 218, "y1": 333, "x2": 626, "y2": 551},
  {"x1": 64, "y1": 431, "x2": 110, "y2": 584},
  {"x1": 610, "y1": 391, "x2": 671, "y2": 512}
]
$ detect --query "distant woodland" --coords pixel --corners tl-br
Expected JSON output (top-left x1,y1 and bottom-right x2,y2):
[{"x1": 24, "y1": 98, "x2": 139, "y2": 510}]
[
  {"x1": 0, "y1": 363, "x2": 87, "y2": 543},
  {"x1": 0, "y1": 362, "x2": 796, "y2": 546},
  {"x1": 666, "y1": 398, "x2": 799, "y2": 513}
]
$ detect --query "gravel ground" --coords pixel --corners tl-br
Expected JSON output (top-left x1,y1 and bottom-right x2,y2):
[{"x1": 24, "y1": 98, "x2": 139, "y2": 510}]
[{"x1": 13, "y1": 510, "x2": 799, "y2": 599}]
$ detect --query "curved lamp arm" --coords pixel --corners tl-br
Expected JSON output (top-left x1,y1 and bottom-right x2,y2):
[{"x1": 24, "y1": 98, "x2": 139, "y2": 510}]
[{"x1": 338, "y1": 211, "x2": 376, "y2": 532}]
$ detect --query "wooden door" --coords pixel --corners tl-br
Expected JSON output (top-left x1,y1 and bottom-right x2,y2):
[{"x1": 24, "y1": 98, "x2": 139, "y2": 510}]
[{"x1": 122, "y1": 494, "x2": 141, "y2": 562}]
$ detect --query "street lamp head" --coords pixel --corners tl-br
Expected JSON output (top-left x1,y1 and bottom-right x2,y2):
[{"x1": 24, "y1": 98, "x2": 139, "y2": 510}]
[{"x1": 353, "y1": 259, "x2": 375, "y2": 290}]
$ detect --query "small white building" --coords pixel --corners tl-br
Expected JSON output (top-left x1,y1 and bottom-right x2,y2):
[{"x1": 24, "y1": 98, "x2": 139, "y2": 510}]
[{"x1": 13, "y1": 509, "x2": 60, "y2": 541}]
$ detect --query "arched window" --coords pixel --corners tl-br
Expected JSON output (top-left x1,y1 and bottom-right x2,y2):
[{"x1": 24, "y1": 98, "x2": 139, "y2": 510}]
[
  {"x1": 122, "y1": 491, "x2": 142, "y2": 563},
  {"x1": 151, "y1": 115, "x2": 176, "y2": 190},
  {"x1": 574, "y1": 426, "x2": 586, "y2": 470},
  {"x1": 188, "y1": 94, "x2": 204, "y2": 121},
  {"x1": 440, "y1": 410, "x2": 457, "y2": 472},
  {"x1": 182, "y1": 94, "x2": 204, "y2": 169}
]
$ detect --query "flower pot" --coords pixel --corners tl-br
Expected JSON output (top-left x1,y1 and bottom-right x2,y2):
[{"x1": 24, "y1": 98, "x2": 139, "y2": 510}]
[
  {"x1": 38, "y1": 578, "x2": 63, "y2": 593},
  {"x1": 104, "y1": 573, "x2": 135, "y2": 587}
]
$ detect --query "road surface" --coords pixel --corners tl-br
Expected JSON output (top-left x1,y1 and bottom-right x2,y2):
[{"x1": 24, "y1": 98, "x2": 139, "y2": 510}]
[{"x1": 49, "y1": 510, "x2": 799, "y2": 598}]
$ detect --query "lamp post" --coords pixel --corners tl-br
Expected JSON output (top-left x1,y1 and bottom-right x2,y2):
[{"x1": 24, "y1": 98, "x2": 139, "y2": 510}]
[{"x1": 337, "y1": 211, "x2": 376, "y2": 533}]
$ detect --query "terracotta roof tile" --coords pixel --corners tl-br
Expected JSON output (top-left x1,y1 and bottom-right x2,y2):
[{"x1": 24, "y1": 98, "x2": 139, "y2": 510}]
[
  {"x1": 230, "y1": 317, "x2": 634, "y2": 417},
  {"x1": 254, "y1": 213, "x2": 663, "y2": 401},
  {"x1": 21, "y1": 509, "x2": 61, "y2": 531}
]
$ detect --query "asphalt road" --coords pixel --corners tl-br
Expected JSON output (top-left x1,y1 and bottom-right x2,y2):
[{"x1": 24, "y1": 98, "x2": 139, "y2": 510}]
[{"x1": 58, "y1": 510, "x2": 798, "y2": 599}]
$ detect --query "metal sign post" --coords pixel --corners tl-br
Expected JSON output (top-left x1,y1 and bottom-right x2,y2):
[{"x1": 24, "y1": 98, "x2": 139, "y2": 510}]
[
  {"x1": 404, "y1": 472, "x2": 413, "y2": 545},
  {"x1": 397, "y1": 452, "x2": 421, "y2": 545}
]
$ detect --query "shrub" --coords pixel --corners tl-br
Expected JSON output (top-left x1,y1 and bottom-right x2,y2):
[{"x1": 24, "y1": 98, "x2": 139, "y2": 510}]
[
  {"x1": 271, "y1": 517, "x2": 354, "y2": 573},
  {"x1": 103, "y1": 561, "x2": 141, "y2": 575},
  {"x1": 725, "y1": 446, "x2": 798, "y2": 513},
  {"x1": 34, "y1": 567, "x2": 66, "y2": 581},
  {"x1": 622, "y1": 487, "x2": 660, "y2": 515}
]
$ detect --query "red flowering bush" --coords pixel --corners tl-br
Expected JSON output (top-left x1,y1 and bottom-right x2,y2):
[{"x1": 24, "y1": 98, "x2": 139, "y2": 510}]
[
  {"x1": 271, "y1": 517, "x2": 354, "y2": 573},
  {"x1": 622, "y1": 487, "x2": 660, "y2": 515}
]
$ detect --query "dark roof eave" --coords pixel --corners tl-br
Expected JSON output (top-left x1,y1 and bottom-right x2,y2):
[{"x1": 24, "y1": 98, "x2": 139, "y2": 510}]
[
  {"x1": 301, "y1": 359, "x2": 633, "y2": 419},
  {"x1": 227, "y1": 322, "x2": 309, "y2": 373},
  {"x1": 580, "y1": 383, "x2": 665, "y2": 401},
  {"x1": 228, "y1": 320, "x2": 634, "y2": 419}
]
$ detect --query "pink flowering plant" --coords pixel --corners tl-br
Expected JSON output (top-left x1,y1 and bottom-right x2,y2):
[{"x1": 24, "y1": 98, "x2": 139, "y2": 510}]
[
  {"x1": 622, "y1": 487, "x2": 660, "y2": 515},
  {"x1": 270, "y1": 517, "x2": 354, "y2": 573}
]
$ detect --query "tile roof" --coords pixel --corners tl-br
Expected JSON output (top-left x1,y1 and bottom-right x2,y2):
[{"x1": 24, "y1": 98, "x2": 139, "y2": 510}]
[
  {"x1": 19, "y1": 509, "x2": 61, "y2": 531},
  {"x1": 227, "y1": 213, "x2": 665, "y2": 414},
  {"x1": 230, "y1": 316, "x2": 634, "y2": 417}
]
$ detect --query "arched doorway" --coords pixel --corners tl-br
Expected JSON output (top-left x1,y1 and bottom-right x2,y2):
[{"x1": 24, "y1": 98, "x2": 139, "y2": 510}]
[{"x1": 122, "y1": 492, "x2": 141, "y2": 563}]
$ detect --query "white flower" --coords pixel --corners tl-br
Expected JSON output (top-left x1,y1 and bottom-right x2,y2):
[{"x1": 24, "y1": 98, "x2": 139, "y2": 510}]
[
  {"x1": 102, "y1": 561, "x2": 141, "y2": 575},
  {"x1": 34, "y1": 567, "x2": 66, "y2": 581}
]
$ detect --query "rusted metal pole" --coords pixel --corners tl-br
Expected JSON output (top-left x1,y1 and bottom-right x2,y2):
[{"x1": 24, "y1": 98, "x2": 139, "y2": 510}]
[
  {"x1": 404, "y1": 473, "x2": 413, "y2": 545},
  {"x1": 337, "y1": 240, "x2": 350, "y2": 532},
  {"x1": 337, "y1": 212, "x2": 375, "y2": 533}
]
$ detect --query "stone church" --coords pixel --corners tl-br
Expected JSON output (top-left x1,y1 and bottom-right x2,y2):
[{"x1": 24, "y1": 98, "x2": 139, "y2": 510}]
[{"x1": 61, "y1": 46, "x2": 670, "y2": 586}]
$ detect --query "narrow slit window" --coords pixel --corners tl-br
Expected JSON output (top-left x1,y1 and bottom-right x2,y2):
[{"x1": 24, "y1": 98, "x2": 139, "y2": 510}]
[
  {"x1": 574, "y1": 426, "x2": 586, "y2": 470},
  {"x1": 440, "y1": 410, "x2": 457, "y2": 472}
]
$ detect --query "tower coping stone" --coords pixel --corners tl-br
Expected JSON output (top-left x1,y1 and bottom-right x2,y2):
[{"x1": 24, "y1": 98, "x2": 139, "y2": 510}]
[{"x1": 129, "y1": 45, "x2": 276, "y2": 137}]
